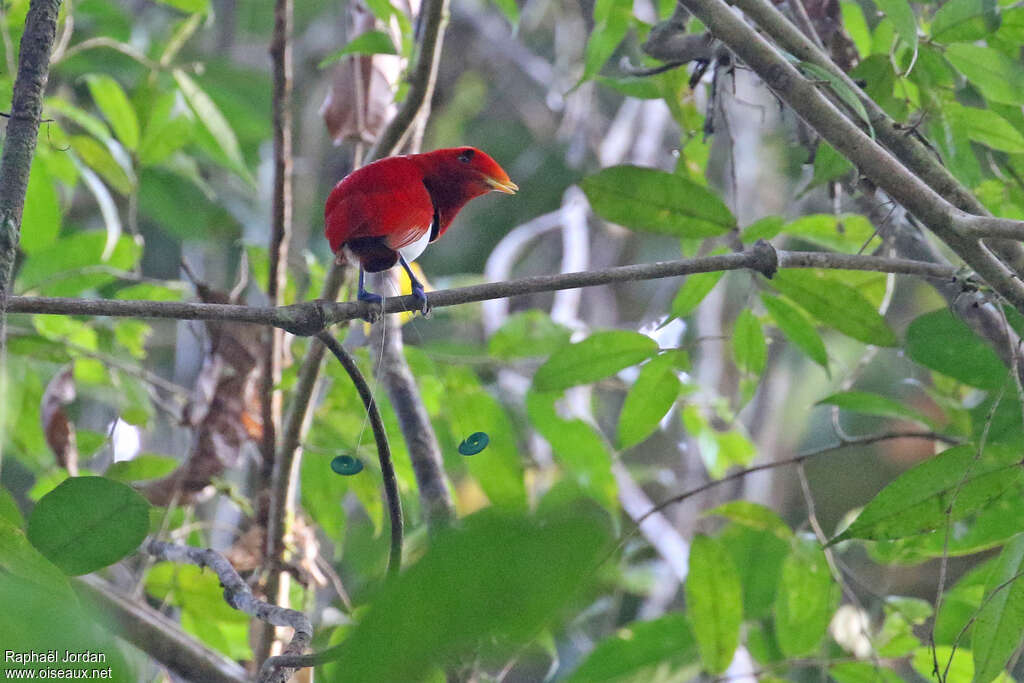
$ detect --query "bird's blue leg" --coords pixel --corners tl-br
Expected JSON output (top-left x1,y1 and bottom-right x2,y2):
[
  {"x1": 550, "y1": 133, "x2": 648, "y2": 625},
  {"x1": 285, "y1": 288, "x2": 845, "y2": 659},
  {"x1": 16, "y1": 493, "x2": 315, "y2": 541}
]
[
  {"x1": 398, "y1": 255, "x2": 430, "y2": 315},
  {"x1": 357, "y1": 267, "x2": 385, "y2": 322}
]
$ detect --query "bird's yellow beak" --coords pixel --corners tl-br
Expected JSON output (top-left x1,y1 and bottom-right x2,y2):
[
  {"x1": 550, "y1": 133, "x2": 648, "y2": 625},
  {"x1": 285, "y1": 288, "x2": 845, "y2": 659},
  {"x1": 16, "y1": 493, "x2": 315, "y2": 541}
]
[{"x1": 486, "y1": 176, "x2": 519, "y2": 194}]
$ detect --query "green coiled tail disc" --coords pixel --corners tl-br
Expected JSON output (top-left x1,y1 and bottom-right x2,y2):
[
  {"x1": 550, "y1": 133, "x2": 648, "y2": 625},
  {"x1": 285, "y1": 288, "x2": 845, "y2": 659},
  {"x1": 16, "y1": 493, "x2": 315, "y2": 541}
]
[
  {"x1": 330, "y1": 455, "x2": 364, "y2": 475},
  {"x1": 458, "y1": 432, "x2": 489, "y2": 456}
]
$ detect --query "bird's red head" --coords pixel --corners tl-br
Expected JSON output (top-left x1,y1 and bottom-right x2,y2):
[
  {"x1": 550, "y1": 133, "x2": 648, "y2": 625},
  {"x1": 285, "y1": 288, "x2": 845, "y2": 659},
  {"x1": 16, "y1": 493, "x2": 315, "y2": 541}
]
[{"x1": 415, "y1": 147, "x2": 518, "y2": 200}]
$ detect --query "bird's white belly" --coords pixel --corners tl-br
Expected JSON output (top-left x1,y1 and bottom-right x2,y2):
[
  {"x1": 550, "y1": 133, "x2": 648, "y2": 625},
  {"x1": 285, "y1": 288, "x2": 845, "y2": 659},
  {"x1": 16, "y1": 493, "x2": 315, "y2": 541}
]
[{"x1": 398, "y1": 230, "x2": 431, "y2": 263}]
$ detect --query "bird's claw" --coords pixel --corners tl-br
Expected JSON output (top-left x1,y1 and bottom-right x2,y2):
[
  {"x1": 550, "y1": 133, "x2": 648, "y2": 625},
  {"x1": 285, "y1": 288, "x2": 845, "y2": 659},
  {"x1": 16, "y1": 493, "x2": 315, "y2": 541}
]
[
  {"x1": 411, "y1": 285, "x2": 432, "y2": 317},
  {"x1": 358, "y1": 291, "x2": 384, "y2": 323}
]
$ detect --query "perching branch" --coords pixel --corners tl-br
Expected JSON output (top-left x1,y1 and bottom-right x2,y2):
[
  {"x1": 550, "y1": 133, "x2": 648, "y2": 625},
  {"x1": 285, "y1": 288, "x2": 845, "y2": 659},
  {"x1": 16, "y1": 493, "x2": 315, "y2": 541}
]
[
  {"x1": 0, "y1": 0, "x2": 62, "y2": 299},
  {"x1": 7, "y1": 245, "x2": 965, "y2": 329},
  {"x1": 674, "y1": 0, "x2": 1024, "y2": 311},
  {"x1": 142, "y1": 539, "x2": 312, "y2": 683},
  {"x1": 72, "y1": 575, "x2": 249, "y2": 683},
  {"x1": 316, "y1": 331, "x2": 403, "y2": 577}
]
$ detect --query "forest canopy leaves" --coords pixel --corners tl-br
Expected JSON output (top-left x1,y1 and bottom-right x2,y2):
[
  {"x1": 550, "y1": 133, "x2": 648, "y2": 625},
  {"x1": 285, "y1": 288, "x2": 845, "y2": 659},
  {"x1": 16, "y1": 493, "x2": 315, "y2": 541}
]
[
  {"x1": 532, "y1": 330, "x2": 658, "y2": 392},
  {"x1": 906, "y1": 309, "x2": 1009, "y2": 389}
]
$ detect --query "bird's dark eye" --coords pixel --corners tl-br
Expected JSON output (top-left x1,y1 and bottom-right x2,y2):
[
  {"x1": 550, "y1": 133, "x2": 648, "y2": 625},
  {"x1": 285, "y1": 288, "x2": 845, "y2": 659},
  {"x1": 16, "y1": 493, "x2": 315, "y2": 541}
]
[{"x1": 457, "y1": 149, "x2": 475, "y2": 163}]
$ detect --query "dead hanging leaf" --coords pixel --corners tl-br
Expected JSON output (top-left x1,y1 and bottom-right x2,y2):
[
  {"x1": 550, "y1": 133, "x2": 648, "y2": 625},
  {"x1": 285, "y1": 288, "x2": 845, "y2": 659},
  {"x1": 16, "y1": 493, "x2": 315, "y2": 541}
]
[
  {"x1": 41, "y1": 366, "x2": 78, "y2": 476},
  {"x1": 320, "y1": 1, "x2": 408, "y2": 144},
  {"x1": 140, "y1": 279, "x2": 265, "y2": 506}
]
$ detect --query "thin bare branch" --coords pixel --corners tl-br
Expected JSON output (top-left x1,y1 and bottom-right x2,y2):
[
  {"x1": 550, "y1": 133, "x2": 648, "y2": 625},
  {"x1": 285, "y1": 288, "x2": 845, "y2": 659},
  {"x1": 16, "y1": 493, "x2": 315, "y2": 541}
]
[{"x1": 141, "y1": 540, "x2": 312, "y2": 683}]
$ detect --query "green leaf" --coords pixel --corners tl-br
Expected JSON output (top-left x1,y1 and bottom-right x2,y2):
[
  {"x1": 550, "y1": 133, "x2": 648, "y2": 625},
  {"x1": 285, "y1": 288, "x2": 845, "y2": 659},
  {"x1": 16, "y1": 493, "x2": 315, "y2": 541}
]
[
  {"x1": 526, "y1": 391, "x2": 618, "y2": 509},
  {"x1": 618, "y1": 353, "x2": 681, "y2": 448},
  {"x1": 533, "y1": 330, "x2": 658, "y2": 392},
  {"x1": 0, "y1": 517, "x2": 74, "y2": 601},
  {"x1": 20, "y1": 159, "x2": 61, "y2": 254},
  {"x1": 931, "y1": 0, "x2": 1000, "y2": 42},
  {"x1": 705, "y1": 501, "x2": 793, "y2": 540},
  {"x1": 784, "y1": 213, "x2": 879, "y2": 253},
  {"x1": 833, "y1": 445, "x2": 1024, "y2": 543},
  {"x1": 817, "y1": 390, "x2": 936, "y2": 428},
  {"x1": 671, "y1": 271, "x2": 725, "y2": 318},
  {"x1": 318, "y1": 30, "x2": 398, "y2": 68},
  {"x1": 70, "y1": 135, "x2": 134, "y2": 195},
  {"x1": 732, "y1": 309, "x2": 766, "y2": 376},
  {"x1": 582, "y1": 165, "x2": 735, "y2": 237},
  {"x1": 445, "y1": 368, "x2": 527, "y2": 509},
  {"x1": 489, "y1": 310, "x2": 572, "y2": 359},
  {"x1": 490, "y1": 0, "x2": 519, "y2": 24},
  {"x1": 760, "y1": 294, "x2": 829, "y2": 369},
  {"x1": 580, "y1": 0, "x2": 632, "y2": 83},
  {"x1": 720, "y1": 524, "x2": 790, "y2": 620},
  {"x1": 956, "y1": 105, "x2": 1024, "y2": 153},
  {"x1": 172, "y1": 69, "x2": 252, "y2": 183},
  {"x1": 772, "y1": 270, "x2": 898, "y2": 346},
  {"x1": 775, "y1": 538, "x2": 839, "y2": 657},
  {"x1": 946, "y1": 44, "x2": 1024, "y2": 106},
  {"x1": 155, "y1": 0, "x2": 210, "y2": 11},
  {"x1": 798, "y1": 62, "x2": 875, "y2": 136},
  {"x1": 566, "y1": 613, "x2": 698, "y2": 682},
  {"x1": 873, "y1": 0, "x2": 918, "y2": 52},
  {"x1": 0, "y1": 487, "x2": 24, "y2": 528},
  {"x1": 830, "y1": 662, "x2": 905, "y2": 683},
  {"x1": 105, "y1": 454, "x2": 179, "y2": 483},
  {"x1": 27, "y1": 476, "x2": 150, "y2": 575},
  {"x1": 914, "y1": 646, "x2": 977, "y2": 683},
  {"x1": 686, "y1": 535, "x2": 742, "y2": 674},
  {"x1": 84, "y1": 74, "x2": 140, "y2": 150},
  {"x1": 138, "y1": 91, "x2": 195, "y2": 166},
  {"x1": 812, "y1": 141, "x2": 854, "y2": 184},
  {"x1": 318, "y1": 504, "x2": 611, "y2": 681},
  {"x1": 841, "y1": 1, "x2": 872, "y2": 58},
  {"x1": 906, "y1": 309, "x2": 1008, "y2": 390},
  {"x1": 45, "y1": 97, "x2": 113, "y2": 141},
  {"x1": 973, "y1": 533, "x2": 1024, "y2": 683}
]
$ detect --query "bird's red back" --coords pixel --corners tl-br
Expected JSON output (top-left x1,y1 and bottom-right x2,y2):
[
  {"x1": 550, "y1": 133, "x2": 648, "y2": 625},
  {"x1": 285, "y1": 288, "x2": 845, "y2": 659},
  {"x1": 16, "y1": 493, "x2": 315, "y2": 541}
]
[{"x1": 324, "y1": 147, "x2": 516, "y2": 260}]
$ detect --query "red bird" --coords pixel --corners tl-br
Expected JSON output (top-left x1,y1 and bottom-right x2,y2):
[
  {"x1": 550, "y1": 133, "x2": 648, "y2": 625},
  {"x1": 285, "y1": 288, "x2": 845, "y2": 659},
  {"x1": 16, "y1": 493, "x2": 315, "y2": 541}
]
[{"x1": 325, "y1": 147, "x2": 517, "y2": 311}]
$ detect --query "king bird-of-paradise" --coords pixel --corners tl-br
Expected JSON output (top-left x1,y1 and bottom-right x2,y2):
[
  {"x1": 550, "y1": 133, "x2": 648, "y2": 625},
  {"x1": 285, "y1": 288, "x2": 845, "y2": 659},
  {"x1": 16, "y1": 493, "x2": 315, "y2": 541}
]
[{"x1": 325, "y1": 147, "x2": 518, "y2": 312}]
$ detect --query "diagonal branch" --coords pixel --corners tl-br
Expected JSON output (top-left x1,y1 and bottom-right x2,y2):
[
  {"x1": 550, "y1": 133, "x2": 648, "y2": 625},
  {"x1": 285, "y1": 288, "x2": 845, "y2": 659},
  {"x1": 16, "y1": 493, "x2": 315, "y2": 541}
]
[{"x1": 674, "y1": 0, "x2": 1024, "y2": 311}]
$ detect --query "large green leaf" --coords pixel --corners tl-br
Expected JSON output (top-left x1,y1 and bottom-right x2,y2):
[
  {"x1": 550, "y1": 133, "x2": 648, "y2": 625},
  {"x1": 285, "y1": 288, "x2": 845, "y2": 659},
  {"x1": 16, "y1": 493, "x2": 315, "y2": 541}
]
[
  {"x1": 706, "y1": 501, "x2": 793, "y2": 541},
  {"x1": 172, "y1": 69, "x2": 252, "y2": 183},
  {"x1": 671, "y1": 271, "x2": 725, "y2": 319},
  {"x1": 580, "y1": 0, "x2": 632, "y2": 83},
  {"x1": 832, "y1": 445, "x2": 1023, "y2": 543},
  {"x1": 946, "y1": 44, "x2": 1024, "y2": 106},
  {"x1": 732, "y1": 309, "x2": 766, "y2": 376},
  {"x1": 760, "y1": 293, "x2": 829, "y2": 369},
  {"x1": 582, "y1": 165, "x2": 735, "y2": 237},
  {"x1": 526, "y1": 391, "x2": 617, "y2": 509},
  {"x1": 20, "y1": 159, "x2": 61, "y2": 254},
  {"x1": 27, "y1": 477, "x2": 150, "y2": 575},
  {"x1": 973, "y1": 533, "x2": 1024, "y2": 683},
  {"x1": 817, "y1": 390, "x2": 936, "y2": 428},
  {"x1": 319, "y1": 30, "x2": 398, "y2": 68},
  {"x1": 906, "y1": 309, "x2": 1008, "y2": 390},
  {"x1": 617, "y1": 353, "x2": 681, "y2": 448},
  {"x1": 931, "y1": 0, "x2": 1000, "y2": 42},
  {"x1": 955, "y1": 104, "x2": 1024, "y2": 153},
  {"x1": 874, "y1": 0, "x2": 918, "y2": 51},
  {"x1": 84, "y1": 74, "x2": 139, "y2": 150},
  {"x1": 565, "y1": 613, "x2": 698, "y2": 682},
  {"x1": 318, "y1": 505, "x2": 611, "y2": 681},
  {"x1": 533, "y1": 330, "x2": 658, "y2": 392},
  {"x1": 686, "y1": 535, "x2": 742, "y2": 674},
  {"x1": 70, "y1": 135, "x2": 134, "y2": 195},
  {"x1": 775, "y1": 538, "x2": 839, "y2": 656},
  {"x1": 772, "y1": 270, "x2": 898, "y2": 346},
  {"x1": 138, "y1": 91, "x2": 195, "y2": 166}
]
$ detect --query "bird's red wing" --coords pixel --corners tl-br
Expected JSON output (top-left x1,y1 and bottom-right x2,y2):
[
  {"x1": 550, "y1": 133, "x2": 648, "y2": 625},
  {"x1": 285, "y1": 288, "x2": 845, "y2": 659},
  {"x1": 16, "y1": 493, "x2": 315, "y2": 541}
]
[{"x1": 325, "y1": 157, "x2": 435, "y2": 253}]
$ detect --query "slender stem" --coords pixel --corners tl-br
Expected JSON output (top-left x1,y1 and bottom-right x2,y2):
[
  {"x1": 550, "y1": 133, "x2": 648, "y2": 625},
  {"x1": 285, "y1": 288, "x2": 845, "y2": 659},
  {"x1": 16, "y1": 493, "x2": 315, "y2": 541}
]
[
  {"x1": 5, "y1": 245, "x2": 966, "y2": 328},
  {"x1": 317, "y1": 331, "x2": 403, "y2": 576},
  {"x1": 259, "y1": 0, "x2": 295, "y2": 664}
]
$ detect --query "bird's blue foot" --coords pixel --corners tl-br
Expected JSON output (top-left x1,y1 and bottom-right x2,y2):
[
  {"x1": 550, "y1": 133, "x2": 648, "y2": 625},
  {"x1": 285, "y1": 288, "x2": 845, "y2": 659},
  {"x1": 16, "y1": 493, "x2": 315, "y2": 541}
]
[
  {"x1": 357, "y1": 269, "x2": 384, "y2": 322},
  {"x1": 411, "y1": 284, "x2": 431, "y2": 316}
]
